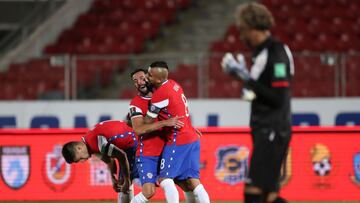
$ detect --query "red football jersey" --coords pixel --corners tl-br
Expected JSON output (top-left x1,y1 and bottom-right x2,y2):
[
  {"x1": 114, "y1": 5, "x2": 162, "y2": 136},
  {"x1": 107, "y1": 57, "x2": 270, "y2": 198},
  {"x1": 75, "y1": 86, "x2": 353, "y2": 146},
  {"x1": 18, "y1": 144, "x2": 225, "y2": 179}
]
[
  {"x1": 83, "y1": 120, "x2": 136, "y2": 154},
  {"x1": 129, "y1": 95, "x2": 166, "y2": 156},
  {"x1": 147, "y1": 79, "x2": 199, "y2": 145}
]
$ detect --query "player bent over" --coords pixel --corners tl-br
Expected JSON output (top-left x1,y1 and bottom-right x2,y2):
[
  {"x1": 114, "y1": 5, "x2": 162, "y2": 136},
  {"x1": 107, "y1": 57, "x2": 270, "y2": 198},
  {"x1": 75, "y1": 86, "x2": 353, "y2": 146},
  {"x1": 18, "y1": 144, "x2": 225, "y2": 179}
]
[{"x1": 62, "y1": 120, "x2": 139, "y2": 203}]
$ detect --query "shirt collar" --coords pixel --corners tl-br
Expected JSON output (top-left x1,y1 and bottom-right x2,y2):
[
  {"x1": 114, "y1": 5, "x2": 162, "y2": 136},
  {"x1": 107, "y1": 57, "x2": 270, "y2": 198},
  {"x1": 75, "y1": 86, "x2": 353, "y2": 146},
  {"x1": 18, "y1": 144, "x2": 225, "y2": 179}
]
[{"x1": 253, "y1": 36, "x2": 273, "y2": 56}]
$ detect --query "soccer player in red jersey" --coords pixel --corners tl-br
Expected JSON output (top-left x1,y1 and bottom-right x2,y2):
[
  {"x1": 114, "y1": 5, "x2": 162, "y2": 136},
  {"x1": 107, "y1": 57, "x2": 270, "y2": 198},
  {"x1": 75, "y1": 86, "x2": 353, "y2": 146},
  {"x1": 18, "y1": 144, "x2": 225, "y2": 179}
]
[
  {"x1": 62, "y1": 120, "x2": 139, "y2": 203},
  {"x1": 143, "y1": 61, "x2": 210, "y2": 203},
  {"x1": 129, "y1": 68, "x2": 197, "y2": 203}
]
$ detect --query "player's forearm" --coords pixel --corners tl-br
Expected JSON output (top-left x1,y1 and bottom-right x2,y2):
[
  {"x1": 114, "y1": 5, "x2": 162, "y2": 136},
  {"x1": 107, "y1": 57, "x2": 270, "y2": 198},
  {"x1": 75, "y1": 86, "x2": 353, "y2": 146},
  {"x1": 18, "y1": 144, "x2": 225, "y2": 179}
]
[
  {"x1": 107, "y1": 158, "x2": 117, "y2": 175},
  {"x1": 132, "y1": 115, "x2": 159, "y2": 135},
  {"x1": 133, "y1": 121, "x2": 165, "y2": 135},
  {"x1": 246, "y1": 80, "x2": 288, "y2": 108},
  {"x1": 116, "y1": 152, "x2": 131, "y2": 181},
  {"x1": 144, "y1": 114, "x2": 155, "y2": 124}
]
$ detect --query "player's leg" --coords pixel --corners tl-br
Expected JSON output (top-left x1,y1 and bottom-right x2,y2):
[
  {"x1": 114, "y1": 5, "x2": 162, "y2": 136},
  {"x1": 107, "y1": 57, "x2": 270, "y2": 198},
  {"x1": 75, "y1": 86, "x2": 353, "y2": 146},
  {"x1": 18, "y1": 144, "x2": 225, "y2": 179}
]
[
  {"x1": 246, "y1": 130, "x2": 291, "y2": 203},
  {"x1": 141, "y1": 182, "x2": 156, "y2": 199},
  {"x1": 191, "y1": 179, "x2": 210, "y2": 203},
  {"x1": 264, "y1": 132, "x2": 291, "y2": 203},
  {"x1": 122, "y1": 146, "x2": 140, "y2": 203},
  {"x1": 119, "y1": 184, "x2": 134, "y2": 203},
  {"x1": 177, "y1": 178, "x2": 209, "y2": 203},
  {"x1": 244, "y1": 185, "x2": 263, "y2": 203},
  {"x1": 244, "y1": 130, "x2": 269, "y2": 203},
  {"x1": 131, "y1": 156, "x2": 159, "y2": 203},
  {"x1": 176, "y1": 140, "x2": 210, "y2": 203},
  {"x1": 158, "y1": 144, "x2": 183, "y2": 203},
  {"x1": 175, "y1": 180, "x2": 196, "y2": 203},
  {"x1": 159, "y1": 177, "x2": 179, "y2": 203},
  {"x1": 265, "y1": 192, "x2": 288, "y2": 203},
  {"x1": 131, "y1": 183, "x2": 156, "y2": 203},
  {"x1": 184, "y1": 191, "x2": 196, "y2": 203}
]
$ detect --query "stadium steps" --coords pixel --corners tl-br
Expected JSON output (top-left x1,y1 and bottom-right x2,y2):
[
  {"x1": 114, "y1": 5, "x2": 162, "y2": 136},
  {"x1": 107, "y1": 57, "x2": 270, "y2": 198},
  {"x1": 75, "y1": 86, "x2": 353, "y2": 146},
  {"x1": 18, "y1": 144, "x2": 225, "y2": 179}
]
[{"x1": 145, "y1": 0, "x2": 247, "y2": 54}]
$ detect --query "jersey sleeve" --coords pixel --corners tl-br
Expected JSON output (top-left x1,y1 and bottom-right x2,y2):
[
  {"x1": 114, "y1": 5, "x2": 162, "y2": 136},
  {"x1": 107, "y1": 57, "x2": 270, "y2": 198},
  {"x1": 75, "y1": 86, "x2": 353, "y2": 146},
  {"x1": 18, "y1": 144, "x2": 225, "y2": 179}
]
[
  {"x1": 97, "y1": 135, "x2": 108, "y2": 154},
  {"x1": 129, "y1": 97, "x2": 144, "y2": 119},
  {"x1": 246, "y1": 44, "x2": 293, "y2": 108},
  {"x1": 147, "y1": 89, "x2": 169, "y2": 118},
  {"x1": 270, "y1": 45, "x2": 294, "y2": 88},
  {"x1": 129, "y1": 105, "x2": 143, "y2": 118},
  {"x1": 97, "y1": 135, "x2": 118, "y2": 157}
]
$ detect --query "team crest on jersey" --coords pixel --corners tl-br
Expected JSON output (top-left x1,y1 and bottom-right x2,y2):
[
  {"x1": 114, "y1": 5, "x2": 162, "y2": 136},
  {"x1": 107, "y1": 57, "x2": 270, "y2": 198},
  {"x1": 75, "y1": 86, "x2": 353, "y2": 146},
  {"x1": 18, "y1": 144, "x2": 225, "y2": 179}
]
[
  {"x1": 310, "y1": 143, "x2": 334, "y2": 189},
  {"x1": 150, "y1": 105, "x2": 156, "y2": 112},
  {"x1": 350, "y1": 152, "x2": 360, "y2": 187},
  {"x1": 173, "y1": 84, "x2": 180, "y2": 91},
  {"x1": 89, "y1": 156, "x2": 112, "y2": 186},
  {"x1": 279, "y1": 148, "x2": 292, "y2": 187},
  {"x1": 0, "y1": 146, "x2": 30, "y2": 189},
  {"x1": 130, "y1": 107, "x2": 137, "y2": 115},
  {"x1": 215, "y1": 146, "x2": 249, "y2": 185},
  {"x1": 43, "y1": 144, "x2": 74, "y2": 191}
]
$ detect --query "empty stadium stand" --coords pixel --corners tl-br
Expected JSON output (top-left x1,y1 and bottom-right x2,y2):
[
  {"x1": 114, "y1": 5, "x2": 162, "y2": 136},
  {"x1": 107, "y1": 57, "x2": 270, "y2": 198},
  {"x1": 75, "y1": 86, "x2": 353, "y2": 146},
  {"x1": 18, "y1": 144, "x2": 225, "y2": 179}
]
[
  {"x1": 206, "y1": 0, "x2": 359, "y2": 98},
  {"x1": 1, "y1": 0, "x2": 359, "y2": 100},
  {"x1": 0, "y1": 0, "x2": 193, "y2": 100}
]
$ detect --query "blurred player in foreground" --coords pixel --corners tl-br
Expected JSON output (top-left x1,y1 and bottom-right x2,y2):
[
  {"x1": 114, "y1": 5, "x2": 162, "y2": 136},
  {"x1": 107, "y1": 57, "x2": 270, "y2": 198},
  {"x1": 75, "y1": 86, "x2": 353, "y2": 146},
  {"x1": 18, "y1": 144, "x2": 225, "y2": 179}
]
[
  {"x1": 139, "y1": 61, "x2": 210, "y2": 203},
  {"x1": 62, "y1": 120, "x2": 138, "y2": 203},
  {"x1": 128, "y1": 68, "x2": 187, "y2": 203},
  {"x1": 222, "y1": 2, "x2": 294, "y2": 203}
]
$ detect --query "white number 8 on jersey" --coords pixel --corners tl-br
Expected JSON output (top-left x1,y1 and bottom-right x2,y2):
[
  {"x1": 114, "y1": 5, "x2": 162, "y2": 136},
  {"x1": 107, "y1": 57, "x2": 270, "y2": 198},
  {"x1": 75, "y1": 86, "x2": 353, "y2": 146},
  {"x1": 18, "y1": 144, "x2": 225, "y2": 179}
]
[{"x1": 181, "y1": 93, "x2": 190, "y2": 117}]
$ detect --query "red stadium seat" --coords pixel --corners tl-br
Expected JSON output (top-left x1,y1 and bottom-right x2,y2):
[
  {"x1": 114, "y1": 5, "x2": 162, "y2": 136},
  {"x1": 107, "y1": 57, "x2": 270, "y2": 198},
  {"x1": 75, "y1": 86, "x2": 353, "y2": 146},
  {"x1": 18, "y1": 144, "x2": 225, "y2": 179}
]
[
  {"x1": 292, "y1": 54, "x2": 336, "y2": 97},
  {"x1": 119, "y1": 89, "x2": 138, "y2": 99},
  {"x1": 345, "y1": 55, "x2": 360, "y2": 96}
]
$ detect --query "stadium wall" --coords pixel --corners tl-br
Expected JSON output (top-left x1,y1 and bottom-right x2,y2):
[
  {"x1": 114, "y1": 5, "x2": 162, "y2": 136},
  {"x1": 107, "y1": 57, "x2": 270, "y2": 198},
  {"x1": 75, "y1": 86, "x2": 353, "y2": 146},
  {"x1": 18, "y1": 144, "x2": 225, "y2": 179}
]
[
  {"x1": 0, "y1": 98, "x2": 359, "y2": 128},
  {"x1": 0, "y1": 127, "x2": 360, "y2": 201}
]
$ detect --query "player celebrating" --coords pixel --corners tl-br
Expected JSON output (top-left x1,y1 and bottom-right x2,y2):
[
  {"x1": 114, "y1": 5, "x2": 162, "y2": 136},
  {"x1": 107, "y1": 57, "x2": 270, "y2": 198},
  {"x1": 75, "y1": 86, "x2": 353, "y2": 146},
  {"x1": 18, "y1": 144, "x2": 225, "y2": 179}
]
[
  {"x1": 62, "y1": 120, "x2": 138, "y2": 203},
  {"x1": 143, "y1": 61, "x2": 210, "y2": 203},
  {"x1": 129, "y1": 68, "x2": 198, "y2": 203},
  {"x1": 128, "y1": 68, "x2": 185, "y2": 203}
]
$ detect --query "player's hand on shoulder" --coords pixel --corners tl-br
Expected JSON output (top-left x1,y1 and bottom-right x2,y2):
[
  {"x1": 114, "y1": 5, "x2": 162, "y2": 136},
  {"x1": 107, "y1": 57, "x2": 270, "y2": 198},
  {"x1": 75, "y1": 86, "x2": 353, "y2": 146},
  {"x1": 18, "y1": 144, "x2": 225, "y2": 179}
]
[
  {"x1": 195, "y1": 128, "x2": 202, "y2": 138},
  {"x1": 221, "y1": 52, "x2": 250, "y2": 81},
  {"x1": 173, "y1": 116, "x2": 185, "y2": 129},
  {"x1": 164, "y1": 116, "x2": 184, "y2": 129}
]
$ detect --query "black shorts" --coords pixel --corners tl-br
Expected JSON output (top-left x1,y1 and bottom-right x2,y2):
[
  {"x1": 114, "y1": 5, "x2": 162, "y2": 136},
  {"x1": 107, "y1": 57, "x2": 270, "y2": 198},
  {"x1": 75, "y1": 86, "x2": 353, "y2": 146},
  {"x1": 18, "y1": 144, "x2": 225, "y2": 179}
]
[{"x1": 246, "y1": 128, "x2": 291, "y2": 192}]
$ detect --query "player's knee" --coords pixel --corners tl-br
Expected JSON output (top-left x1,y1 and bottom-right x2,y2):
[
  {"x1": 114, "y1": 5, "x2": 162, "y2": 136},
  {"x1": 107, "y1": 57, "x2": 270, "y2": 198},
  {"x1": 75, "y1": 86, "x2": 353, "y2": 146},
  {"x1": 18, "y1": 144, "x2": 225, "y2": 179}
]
[
  {"x1": 158, "y1": 177, "x2": 167, "y2": 184},
  {"x1": 266, "y1": 193, "x2": 287, "y2": 203},
  {"x1": 185, "y1": 178, "x2": 200, "y2": 191},
  {"x1": 142, "y1": 183, "x2": 156, "y2": 199},
  {"x1": 244, "y1": 185, "x2": 262, "y2": 194},
  {"x1": 266, "y1": 192, "x2": 278, "y2": 203}
]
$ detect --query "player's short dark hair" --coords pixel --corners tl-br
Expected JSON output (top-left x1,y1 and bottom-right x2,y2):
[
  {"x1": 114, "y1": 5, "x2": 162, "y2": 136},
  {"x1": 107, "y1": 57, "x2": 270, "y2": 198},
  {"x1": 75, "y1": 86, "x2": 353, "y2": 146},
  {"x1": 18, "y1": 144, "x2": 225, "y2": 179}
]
[
  {"x1": 149, "y1": 61, "x2": 168, "y2": 70},
  {"x1": 62, "y1": 142, "x2": 78, "y2": 164},
  {"x1": 130, "y1": 68, "x2": 147, "y2": 79},
  {"x1": 235, "y1": 2, "x2": 275, "y2": 31}
]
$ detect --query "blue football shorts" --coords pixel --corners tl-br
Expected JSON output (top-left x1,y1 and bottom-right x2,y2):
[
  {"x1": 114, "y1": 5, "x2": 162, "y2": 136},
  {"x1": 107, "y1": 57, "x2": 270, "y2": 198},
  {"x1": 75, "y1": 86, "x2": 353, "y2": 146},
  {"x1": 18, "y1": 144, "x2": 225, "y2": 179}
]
[
  {"x1": 136, "y1": 155, "x2": 160, "y2": 185},
  {"x1": 159, "y1": 140, "x2": 200, "y2": 180}
]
